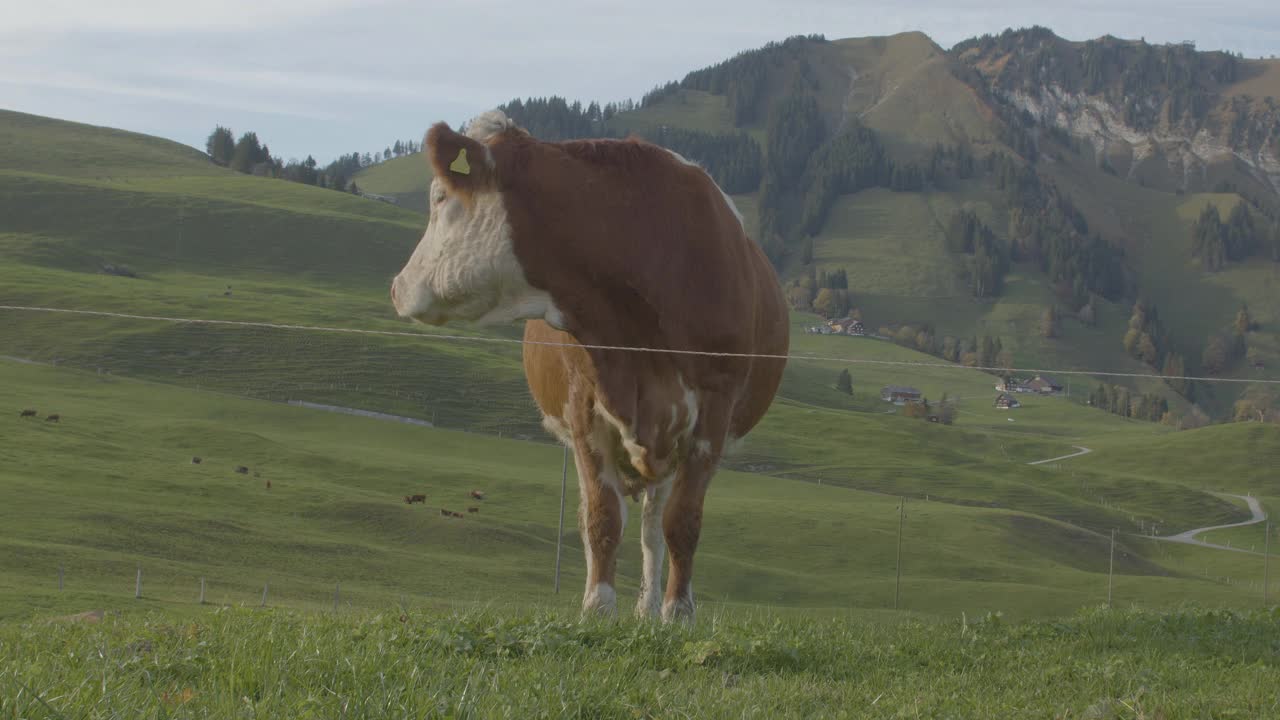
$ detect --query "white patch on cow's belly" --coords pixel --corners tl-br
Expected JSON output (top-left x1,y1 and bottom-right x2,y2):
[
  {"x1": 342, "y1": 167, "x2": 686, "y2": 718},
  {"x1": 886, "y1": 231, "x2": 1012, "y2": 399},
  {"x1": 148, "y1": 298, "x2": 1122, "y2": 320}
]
[
  {"x1": 541, "y1": 413, "x2": 573, "y2": 447},
  {"x1": 593, "y1": 400, "x2": 644, "y2": 469}
]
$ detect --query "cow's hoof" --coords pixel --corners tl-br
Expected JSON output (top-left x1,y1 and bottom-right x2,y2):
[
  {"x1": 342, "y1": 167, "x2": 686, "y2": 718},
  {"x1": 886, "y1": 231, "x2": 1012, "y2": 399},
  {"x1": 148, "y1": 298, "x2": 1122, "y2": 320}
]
[
  {"x1": 634, "y1": 594, "x2": 662, "y2": 620},
  {"x1": 581, "y1": 583, "x2": 617, "y2": 617},
  {"x1": 661, "y1": 596, "x2": 695, "y2": 625}
]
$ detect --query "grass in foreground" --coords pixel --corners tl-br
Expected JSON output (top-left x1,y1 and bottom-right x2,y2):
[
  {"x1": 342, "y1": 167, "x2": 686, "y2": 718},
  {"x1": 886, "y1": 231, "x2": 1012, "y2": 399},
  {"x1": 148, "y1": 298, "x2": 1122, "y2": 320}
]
[{"x1": 2, "y1": 604, "x2": 1277, "y2": 718}]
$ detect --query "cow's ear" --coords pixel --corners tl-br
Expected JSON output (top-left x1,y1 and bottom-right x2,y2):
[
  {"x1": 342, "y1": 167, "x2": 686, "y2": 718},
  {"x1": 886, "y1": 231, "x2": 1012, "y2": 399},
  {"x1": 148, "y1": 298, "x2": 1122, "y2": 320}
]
[{"x1": 426, "y1": 122, "x2": 494, "y2": 196}]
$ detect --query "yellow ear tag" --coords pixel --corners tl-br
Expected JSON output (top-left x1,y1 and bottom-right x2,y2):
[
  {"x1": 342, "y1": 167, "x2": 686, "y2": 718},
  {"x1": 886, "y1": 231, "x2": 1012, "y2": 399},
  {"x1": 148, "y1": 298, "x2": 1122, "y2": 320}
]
[{"x1": 449, "y1": 148, "x2": 471, "y2": 175}]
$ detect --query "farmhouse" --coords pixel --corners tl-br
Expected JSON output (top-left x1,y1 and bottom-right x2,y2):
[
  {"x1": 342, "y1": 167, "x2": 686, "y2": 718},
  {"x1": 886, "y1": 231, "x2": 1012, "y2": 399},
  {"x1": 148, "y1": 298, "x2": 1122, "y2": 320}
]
[
  {"x1": 881, "y1": 385, "x2": 923, "y2": 404},
  {"x1": 1026, "y1": 374, "x2": 1064, "y2": 395},
  {"x1": 994, "y1": 393, "x2": 1021, "y2": 409},
  {"x1": 825, "y1": 317, "x2": 866, "y2": 336}
]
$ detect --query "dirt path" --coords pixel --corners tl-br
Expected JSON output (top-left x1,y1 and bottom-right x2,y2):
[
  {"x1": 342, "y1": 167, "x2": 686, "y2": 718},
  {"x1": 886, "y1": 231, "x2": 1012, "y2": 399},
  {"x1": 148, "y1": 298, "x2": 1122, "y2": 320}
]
[
  {"x1": 1158, "y1": 494, "x2": 1268, "y2": 555},
  {"x1": 1027, "y1": 446, "x2": 1093, "y2": 465}
]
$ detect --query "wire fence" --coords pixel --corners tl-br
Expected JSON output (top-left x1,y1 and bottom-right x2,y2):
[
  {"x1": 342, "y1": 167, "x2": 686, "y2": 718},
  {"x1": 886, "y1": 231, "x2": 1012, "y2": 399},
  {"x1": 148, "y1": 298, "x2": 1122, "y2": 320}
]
[
  {"x1": 23, "y1": 507, "x2": 1278, "y2": 619},
  {"x1": 1, "y1": 304, "x2": 1277, "y2": 620}
]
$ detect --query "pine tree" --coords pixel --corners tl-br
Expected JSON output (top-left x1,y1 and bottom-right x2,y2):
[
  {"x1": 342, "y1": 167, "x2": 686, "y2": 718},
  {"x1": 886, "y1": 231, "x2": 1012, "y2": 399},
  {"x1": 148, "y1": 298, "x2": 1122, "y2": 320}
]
[
  {"x1": 836, "y1": 369, "x2": 853, "y2": 395},
  {"x1": 1234, "y1": 304, "x2": 1254, "y2": 334},
  {"x1": 1162, "y1": 352, "x2": 1189, "y2": 397},
  {"x1": 206, "y1": 126, "x2": 235, "y2": 166},
  {"x1": 1202, "y1": 334, "x2": 1230, "y2": 374},
  {"x1": 1039, "y1": 306, "x2": 1060, "y2": 338},
  {"x1": 230, "y1": 132, "x2": 264, "y2": 174}
]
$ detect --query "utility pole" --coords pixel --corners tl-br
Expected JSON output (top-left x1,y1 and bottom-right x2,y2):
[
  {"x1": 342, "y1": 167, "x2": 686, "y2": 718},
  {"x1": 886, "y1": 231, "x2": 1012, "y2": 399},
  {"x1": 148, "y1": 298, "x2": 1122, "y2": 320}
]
[
  {"x1": 1264, "y1": 521, "x2": 1272, "y2": 607},
  {"x1": 1107, "y1": 529, "x2": 1116, "y2": 608},
  {"x1": 554, "y1": 445, "x2": 569, "y2": 594},
  {"x1": 894, "y1": 498, "x2": 906, "y2": 610}
]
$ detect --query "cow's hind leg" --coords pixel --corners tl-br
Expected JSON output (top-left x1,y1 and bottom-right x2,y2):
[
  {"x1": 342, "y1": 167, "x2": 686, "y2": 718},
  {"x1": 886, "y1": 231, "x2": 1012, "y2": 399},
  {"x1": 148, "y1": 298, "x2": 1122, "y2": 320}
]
[
  {"x1": 662, "y1": 447, "x2": 719, "y2": 624},
  {"x1": 574, "y1": 428, "x2": 626, "y2": 616},
  {"x1": 635, "y1": 475, "x2": 672, "y2": 619}
]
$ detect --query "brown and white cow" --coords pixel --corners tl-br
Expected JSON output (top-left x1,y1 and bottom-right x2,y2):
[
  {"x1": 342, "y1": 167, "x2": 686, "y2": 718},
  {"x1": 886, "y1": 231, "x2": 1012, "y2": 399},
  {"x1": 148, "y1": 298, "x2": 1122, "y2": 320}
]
[{"x1": 390, "y1": 110, "x2": 788, "y2": 623}]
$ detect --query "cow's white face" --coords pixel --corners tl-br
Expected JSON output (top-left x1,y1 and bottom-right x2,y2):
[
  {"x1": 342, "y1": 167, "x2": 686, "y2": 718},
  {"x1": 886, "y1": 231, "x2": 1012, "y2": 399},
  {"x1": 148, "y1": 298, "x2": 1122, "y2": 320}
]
[
  {"x1": 391, "y1": 115, "x2": 570, "y2": 328},
  {"x1": 391, "y1": 177, "x2": 540, "y2": 326}
]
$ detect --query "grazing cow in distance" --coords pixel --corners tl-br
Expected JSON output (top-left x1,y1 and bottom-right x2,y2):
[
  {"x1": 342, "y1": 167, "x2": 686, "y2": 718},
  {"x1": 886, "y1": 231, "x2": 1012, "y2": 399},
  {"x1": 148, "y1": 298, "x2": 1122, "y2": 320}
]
[
  {"x1": 390, "y1": 110, "x2": 789, "y2": 624},
  {"x1": 191, "y1": 456, "x2": 202, "y2": 465},
  {"x1": 235, "y1": 466, "x2": 249, "y2": 475},
  {"x1": 467, "y1": 507, "x2": 479, "y2": 514},
  {"x1": 469, "y1": 490, "x2": 485, "y2": 501},
  {"x1": 440, "y1": 508, "x2": 464, "y2": 518},
  {"x1": 20, "y1": 409, "x2": 37, "y2": 418},
  {"x1": 45, "y1": 414, "x2": 60, "y2": 423},
  {"x1": 410, "y1": 494, "x2": 426, "y2": 504},
  {"x1": 404, "y1": 495, "x2": 413, "y2": 505}
]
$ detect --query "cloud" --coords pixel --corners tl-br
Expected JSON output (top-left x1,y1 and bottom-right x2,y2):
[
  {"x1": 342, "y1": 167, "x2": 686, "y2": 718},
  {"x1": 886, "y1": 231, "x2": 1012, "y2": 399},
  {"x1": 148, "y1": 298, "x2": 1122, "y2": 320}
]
[
  {"x1": 2, "y1": 0, "x2": 365, "y2": 32},
  {"x1": 4, "y1": 0, "x2": 1278, "y2": 161}
]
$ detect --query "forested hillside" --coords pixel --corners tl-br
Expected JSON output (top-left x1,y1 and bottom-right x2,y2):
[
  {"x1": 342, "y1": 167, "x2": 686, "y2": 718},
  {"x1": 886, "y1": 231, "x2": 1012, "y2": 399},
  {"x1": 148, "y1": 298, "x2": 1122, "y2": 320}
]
[{"x1": 354, "y1": 28, "x2": 1280, "y2": 423}]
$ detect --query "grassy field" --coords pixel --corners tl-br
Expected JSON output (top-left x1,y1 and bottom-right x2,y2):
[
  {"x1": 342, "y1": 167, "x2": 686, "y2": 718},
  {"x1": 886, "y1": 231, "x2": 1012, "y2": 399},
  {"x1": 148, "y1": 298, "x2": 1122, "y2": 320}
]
[
  {"x1": 2, "y1": 357, "x2": 1274, "y2": 627},
  {"x1": 351, "y1": 152, "x2": 435, "y2": 215},
  {"x1": 3, "y1": 605, "x2": 1277, "y2": 718},
  {"x1": 4, "y1": 107, "x2": 1276, "y2": 629}
]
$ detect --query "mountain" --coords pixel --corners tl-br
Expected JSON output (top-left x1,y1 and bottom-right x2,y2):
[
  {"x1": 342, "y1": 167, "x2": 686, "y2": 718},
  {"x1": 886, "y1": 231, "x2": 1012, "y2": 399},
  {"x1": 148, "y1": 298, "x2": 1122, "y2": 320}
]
[
  {"x1": 358, "y1": 28, "x2": 1279, "y2": 422},
  {"x1": 954, "y1": 29, "x2": 1280, "y2": 199}
]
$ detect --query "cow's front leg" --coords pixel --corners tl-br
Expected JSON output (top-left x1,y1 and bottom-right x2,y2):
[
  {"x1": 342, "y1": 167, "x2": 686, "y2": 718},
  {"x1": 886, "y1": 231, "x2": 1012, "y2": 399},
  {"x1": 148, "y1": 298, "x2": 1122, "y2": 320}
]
[{"x1": 575, "y1": 441, "x2": 626, "y2": 616}]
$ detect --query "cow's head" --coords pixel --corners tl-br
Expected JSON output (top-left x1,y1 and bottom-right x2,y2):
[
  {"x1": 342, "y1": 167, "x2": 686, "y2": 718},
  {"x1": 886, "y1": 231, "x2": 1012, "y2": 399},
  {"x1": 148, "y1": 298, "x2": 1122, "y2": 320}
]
[{"x1": 391, "y1": 111, "x2": 561, "y2": 328}]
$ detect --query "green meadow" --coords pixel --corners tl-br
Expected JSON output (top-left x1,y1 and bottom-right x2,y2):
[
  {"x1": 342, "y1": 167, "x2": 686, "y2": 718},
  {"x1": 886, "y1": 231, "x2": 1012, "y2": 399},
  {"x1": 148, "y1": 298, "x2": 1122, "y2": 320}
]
[{"x1": 2, "y1": 104, "x2": 1278, "y2": 718}]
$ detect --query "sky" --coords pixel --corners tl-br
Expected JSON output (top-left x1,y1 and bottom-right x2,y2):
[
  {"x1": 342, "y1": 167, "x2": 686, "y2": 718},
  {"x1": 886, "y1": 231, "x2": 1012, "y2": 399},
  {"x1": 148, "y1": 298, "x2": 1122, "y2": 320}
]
[{"x1": 3, "y1": 0, "x2": 1278, "y2": 163}]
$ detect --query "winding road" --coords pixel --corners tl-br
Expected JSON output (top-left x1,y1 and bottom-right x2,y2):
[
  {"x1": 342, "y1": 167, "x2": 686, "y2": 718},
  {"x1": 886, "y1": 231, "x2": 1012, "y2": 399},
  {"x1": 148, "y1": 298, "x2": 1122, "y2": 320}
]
[
  {"x1": 1024, "y1": 444, "x2": 1269, "y2": 554},
  {"x1": 1027, "y1": 446, "x2": 1092, "y2": 465},
  {"x1": 1158, "y1": 494, "x2": 1269, "y2": 555}
]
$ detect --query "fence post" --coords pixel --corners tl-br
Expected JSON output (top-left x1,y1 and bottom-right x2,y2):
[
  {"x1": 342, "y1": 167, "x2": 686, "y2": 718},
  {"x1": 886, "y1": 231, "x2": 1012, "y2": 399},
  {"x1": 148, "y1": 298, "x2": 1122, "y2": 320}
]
[
  {"x1": 894, "y1": 498, "x2": 906, "y2": 611},
  {"x1": 1264, "y1": 521, "x2": 1271, "y2": 607},
  {"x1": 554, "y1": 444, "x2": 569, "y2": 594},
  {"x1": 199, "y1": 577, "x2": 206, "y2": 605},
  {"x1": 1107, "y1": 529, "x2": 1116, "y2": 608},
  {"x1": 135, "y1": 567, "x2": 142, "y2": 600},
  {"x1": 261, "y1": 583, "x2": 269, "y2": 607},
  {"x1": 334, "y1": 583, "x2": 340, "y2": 613},
  {"x1": 58, "y1": 566, "x2": 64, "y2": 591}
]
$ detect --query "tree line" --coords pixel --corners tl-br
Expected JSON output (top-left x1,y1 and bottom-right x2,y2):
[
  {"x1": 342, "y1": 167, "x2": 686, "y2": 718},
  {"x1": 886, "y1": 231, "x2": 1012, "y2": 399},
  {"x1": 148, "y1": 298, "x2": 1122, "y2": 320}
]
[
  {"x1": 1088, "y1": 383, "x2": 1170, "y2": 422},
  {"x1": 945, "y1": 209, "x2": 1010, "y2": 298},
  {"x1": 498, "y1": 96, "x2": 764, "y2": 195},
  {"x1": 992, "y1": 152, "x2": 1131, "y2": 308},
  {"x1": 674, "y1": 34, "x2": 828, "y2": 125},
  {"x1": 954, "y1": 26, "x2": 1242, "y2": 130},
  {"x1": 205, "y1": 126, "x2": 417, "y2": 194},
  {"x1": 1191, "y1": 202, "x2": 1279, "y2": 270}
]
